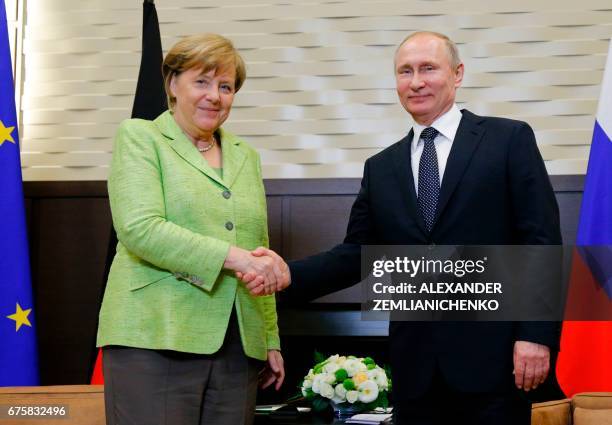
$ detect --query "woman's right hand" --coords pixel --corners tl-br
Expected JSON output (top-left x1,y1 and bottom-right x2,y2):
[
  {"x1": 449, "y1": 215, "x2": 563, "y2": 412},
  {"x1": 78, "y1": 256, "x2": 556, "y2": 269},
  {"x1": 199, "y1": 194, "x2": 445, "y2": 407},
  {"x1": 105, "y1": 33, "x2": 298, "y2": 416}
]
[
  {"x1": 236, "y1": 248, "x2": 291, "y2": 296},
  {"x1": 224, "y1": 246, "x2": 279, "y2": 295}
]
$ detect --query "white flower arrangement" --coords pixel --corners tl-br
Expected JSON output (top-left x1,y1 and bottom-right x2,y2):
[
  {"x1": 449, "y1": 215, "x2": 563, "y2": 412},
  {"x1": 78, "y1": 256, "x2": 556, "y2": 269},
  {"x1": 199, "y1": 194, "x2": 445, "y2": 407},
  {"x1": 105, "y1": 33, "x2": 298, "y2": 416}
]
[{"x1": 300, "y1": 353, "x2": 391, "y2": 412}]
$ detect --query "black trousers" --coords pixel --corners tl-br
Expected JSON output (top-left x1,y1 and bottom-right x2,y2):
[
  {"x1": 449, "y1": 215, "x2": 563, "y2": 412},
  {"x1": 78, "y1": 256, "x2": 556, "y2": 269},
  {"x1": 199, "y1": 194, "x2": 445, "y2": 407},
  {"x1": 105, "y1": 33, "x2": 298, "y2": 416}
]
[
  {"x1": 393, "y1": 362, "x2": 531, "y2": 425},
  {"x1": 102, "y1": 312, "x2": 262, "y2": 425}
]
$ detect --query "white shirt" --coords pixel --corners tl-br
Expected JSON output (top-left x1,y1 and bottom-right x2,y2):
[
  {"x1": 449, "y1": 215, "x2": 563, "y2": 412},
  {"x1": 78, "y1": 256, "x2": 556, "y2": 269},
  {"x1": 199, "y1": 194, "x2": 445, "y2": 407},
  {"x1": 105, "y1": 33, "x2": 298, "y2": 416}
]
[{"x1": 411, "y1": 104, "x2": 462, "y2": 195}]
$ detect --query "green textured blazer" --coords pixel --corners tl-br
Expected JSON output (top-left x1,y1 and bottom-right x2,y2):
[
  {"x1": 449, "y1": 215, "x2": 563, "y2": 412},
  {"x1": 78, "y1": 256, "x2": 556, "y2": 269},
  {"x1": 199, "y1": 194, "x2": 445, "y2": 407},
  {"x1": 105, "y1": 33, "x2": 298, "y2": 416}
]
[{"x1": 96, "y1": 111, "x2": 279, "y2": 360}]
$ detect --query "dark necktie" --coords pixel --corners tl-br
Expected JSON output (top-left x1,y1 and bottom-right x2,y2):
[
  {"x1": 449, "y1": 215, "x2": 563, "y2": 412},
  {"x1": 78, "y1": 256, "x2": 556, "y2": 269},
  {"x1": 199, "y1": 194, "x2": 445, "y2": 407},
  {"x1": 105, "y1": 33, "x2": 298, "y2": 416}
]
[{"x1": 417, "y1": 127, "x2": 440, "y2": 232}]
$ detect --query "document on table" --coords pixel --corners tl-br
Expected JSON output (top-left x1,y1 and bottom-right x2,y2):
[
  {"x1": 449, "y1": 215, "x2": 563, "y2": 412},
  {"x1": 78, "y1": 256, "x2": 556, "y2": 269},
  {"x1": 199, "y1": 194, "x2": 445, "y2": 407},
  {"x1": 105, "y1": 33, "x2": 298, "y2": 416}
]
[
  {"x1": 255, "y1": 404, "x2": 310, "y2": 414},
  {"x1": 345, "y1": 413, "x2": 393, "y2": 424},
  {"x1": 255, "y1": 404, "x2": 285, "y2": 413}
]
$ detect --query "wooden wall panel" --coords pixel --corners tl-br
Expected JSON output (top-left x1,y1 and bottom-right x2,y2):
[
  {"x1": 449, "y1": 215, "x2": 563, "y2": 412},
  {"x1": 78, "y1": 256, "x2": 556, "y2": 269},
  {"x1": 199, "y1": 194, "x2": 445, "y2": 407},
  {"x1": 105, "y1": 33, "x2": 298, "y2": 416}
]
[
  {"x1": 283, "y1": 196, "x2": 357, "y2": 261},
  {"x1": 27, "y1": 195, "x2": 111, "y2": 384},
  {"x1": 266, "y1": 196, "x2": 283, "y2": 255}
]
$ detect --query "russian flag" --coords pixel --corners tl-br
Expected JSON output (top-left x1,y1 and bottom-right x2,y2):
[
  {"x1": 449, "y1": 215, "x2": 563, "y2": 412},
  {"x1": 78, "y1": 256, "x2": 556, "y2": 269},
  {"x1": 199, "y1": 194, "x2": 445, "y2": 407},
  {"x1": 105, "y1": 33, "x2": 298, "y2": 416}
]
[{"x1": 556, "y1": 38, "x2": 612, "y2": 397}]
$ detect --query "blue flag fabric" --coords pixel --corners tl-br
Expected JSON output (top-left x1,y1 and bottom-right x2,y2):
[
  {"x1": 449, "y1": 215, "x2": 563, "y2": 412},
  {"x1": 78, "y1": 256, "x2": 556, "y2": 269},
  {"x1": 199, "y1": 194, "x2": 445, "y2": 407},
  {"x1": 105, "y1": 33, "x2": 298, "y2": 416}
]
[
  {"x1": 575, "y1": 47, "x2": 612, "y2": 299},
  {"x1": 0, "y1": 0, "x2": 38, "y2": 386}
]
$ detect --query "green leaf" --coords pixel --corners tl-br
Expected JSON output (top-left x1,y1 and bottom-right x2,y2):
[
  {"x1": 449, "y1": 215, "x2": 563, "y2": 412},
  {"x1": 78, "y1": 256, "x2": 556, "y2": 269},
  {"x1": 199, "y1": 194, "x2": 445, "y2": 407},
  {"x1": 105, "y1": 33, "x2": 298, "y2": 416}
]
[
  {"x1": 286, "y1": 392, "x2": 304, "y2": 403},
  {"x1": 314, "y1": 351, "x2": 327, "y2": 364},
  {"x1": 367, "y1": 363, "x2": 376, "y2": 370},
  {"x1": 378, "y1": 391, "x2": 389, "y2": 409},
  {"x1": 312, "y1": 397, "x2": 329, "y2": 412},
  {"x1": 384, "y1": 364, "x2": 392, "y2": 378},
  {"x1": 343, "y1": 379, "x2": 355, "y2": 391},
  {"x1": 304, "y1": 389, "x2": 315, "y2": 400},
  {"x1": 335, "y1": 368, "x2": 348, "y2": 381},
  {"x1": 364, "y1": 356, "x2": 375, "y2": 365},
  {"x1": 363, "y1": 400, "x2": 378, "y2": 411}
]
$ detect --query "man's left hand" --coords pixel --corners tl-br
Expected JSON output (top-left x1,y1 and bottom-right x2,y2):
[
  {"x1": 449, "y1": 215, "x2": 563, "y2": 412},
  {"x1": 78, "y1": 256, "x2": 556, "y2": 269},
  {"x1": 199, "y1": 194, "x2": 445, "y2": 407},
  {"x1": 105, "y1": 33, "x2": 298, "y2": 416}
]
[
  {"x1": 513, "y1": 340, "x2": 550, "y2": 391},
  {"x1": 260, "y1": 350, "x2": 285, "y2": 390}
]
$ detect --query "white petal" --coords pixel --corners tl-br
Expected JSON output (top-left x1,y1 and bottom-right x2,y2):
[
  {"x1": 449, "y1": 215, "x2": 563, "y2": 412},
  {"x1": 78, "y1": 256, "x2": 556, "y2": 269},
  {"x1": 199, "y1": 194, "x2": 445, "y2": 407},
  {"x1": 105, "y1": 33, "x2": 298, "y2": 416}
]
[
  {"x1": 358, "y1": 380, "x2": 379, "y2": 404},
  {"x1": 373, "y1": 370, "x2": 389, "y2": 389},
  {"x1": 335, "y1": 384, "x2": 347, "y2": 398},
  {"x1": 324, "y1": 362, "x2": 340, "y2": 374},
  {"x1": 346, "y1": 390, "x2": 360, "y2": 404},
  {"x1": 344, "y1": 359, "x2": 359, "y2": 377},
  {"x1": 332, "y1": 395, "x2": 346, "y2": 404},
  {"x1": 320, "y1": 382, "x2": 335, "y2": 399},
  {"x1": 324, "y1": 373, "x2": 336, "y2": 384}
]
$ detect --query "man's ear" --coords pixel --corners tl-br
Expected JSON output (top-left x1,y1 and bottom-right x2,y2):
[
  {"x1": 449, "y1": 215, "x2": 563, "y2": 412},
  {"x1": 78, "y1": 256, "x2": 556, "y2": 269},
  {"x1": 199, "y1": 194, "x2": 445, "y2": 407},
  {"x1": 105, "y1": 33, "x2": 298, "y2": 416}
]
[{"x1": 454, "y1": 63, "x2": 464, "y2": 88}]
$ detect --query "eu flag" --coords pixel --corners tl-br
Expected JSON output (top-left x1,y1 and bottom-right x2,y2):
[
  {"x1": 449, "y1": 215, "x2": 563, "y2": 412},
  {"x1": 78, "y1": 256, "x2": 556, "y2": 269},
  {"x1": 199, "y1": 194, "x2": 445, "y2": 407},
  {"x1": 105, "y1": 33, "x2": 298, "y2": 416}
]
[{"x1": 0, "y1": 0, "x2": 38, "y2": 386}]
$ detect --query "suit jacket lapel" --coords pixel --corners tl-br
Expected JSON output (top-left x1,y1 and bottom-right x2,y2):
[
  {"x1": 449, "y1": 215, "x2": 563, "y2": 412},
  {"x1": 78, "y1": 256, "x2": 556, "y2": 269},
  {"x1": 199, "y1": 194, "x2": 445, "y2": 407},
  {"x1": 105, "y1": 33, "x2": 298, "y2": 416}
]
[
  {"x1": 218, "y1": 128, "x2": 247, "y2": 189},
  {"x1": 154, "y1": 112, "x2": 246, "y2": 189},
  {"x1": 391, "y1": 130, "x2": 429, "y2": 235},
  {"x1": 434, "y1": 110, "x2": 485, "y2": 224}
]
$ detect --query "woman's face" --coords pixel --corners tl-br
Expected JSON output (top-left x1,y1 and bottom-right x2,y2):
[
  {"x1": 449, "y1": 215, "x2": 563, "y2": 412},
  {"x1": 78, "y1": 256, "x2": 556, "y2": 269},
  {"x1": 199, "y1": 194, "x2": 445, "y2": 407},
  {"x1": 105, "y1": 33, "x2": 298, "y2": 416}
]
[{"x1": 170, "y1": 66, "x2": 236, "y2": 138}]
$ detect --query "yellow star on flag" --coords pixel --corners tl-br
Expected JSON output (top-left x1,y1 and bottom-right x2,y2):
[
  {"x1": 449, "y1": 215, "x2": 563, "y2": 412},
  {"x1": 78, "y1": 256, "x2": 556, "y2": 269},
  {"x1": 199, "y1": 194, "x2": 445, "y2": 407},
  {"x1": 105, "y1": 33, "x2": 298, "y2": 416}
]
[
  {"x1": 0, "y1": 120, "x2": 16, "y2": 146},
  {"x1": 6, "y1": 303, "x2": 33, "y2": 331}
]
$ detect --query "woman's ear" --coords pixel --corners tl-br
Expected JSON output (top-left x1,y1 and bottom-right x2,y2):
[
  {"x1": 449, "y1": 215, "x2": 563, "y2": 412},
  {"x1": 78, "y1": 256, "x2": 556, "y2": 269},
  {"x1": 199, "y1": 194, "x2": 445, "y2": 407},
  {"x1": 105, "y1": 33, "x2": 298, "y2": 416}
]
[{"x1": 169, "y1": 73, "x2": 177, "y2": 97}]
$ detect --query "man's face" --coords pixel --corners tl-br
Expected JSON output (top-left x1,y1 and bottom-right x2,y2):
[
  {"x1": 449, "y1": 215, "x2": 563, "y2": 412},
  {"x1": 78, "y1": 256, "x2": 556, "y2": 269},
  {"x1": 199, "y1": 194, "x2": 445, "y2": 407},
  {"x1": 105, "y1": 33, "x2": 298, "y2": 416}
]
[{"x1": 395, "y1": 35, "x2": 464, "y2": 126}]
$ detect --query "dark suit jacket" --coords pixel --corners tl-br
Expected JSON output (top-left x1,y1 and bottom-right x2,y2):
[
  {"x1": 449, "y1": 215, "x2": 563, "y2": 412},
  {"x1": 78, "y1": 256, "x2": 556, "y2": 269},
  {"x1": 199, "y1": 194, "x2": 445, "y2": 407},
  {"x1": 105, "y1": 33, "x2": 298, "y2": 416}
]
[{"x1": 287, "y1": 109, "x2": 562, "y2": 399}]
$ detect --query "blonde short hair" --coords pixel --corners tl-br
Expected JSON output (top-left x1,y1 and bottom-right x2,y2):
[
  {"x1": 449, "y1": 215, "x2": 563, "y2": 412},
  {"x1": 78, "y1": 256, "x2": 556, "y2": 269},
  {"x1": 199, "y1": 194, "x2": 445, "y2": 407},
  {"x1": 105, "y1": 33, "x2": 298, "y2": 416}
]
[
  {"x1": 396, "y1": 31, "x2": 461, "y2": 68},
  {"x1": 162, "y1": 33, "x2": 246, "y2": 110}
]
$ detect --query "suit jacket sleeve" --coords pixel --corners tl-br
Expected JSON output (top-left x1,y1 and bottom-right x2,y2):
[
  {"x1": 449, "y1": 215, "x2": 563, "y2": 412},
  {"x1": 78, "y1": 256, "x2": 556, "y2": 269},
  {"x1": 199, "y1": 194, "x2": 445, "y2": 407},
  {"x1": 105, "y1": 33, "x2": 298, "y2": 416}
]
[
  {"x1": 507, "y1": 121, "x2": 563, "y2": 349},
  {"x1": 254, "y1": 154, "x2": 281, "y2": 350},
  {"x1": 507, "y1": 122, "x2": 562, "y2": 245},
  {"x1": 108, "y1": 119, "x2": 230, "y2": 292},
  {"x1": 284, "y1": 160, "x2": 373, "y2": 303}
]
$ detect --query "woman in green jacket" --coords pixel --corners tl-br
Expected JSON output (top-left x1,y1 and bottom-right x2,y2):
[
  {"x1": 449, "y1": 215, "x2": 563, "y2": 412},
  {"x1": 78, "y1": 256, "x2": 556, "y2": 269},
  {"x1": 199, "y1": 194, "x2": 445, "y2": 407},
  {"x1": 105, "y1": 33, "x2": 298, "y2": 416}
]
[{"x1": 97, "y1": 33, "x2": 288, "y2": 425}]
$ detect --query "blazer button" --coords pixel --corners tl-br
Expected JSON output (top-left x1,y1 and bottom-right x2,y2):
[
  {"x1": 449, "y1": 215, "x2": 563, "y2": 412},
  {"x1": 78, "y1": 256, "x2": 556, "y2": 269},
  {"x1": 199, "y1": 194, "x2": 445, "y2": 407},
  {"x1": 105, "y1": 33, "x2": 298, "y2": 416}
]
[
  {"x1": 222, "y1": 190, "x2": 231, "y2": 199},
  {"x1": 225, "y1": 221, "x2": 234, "y2": 231}
]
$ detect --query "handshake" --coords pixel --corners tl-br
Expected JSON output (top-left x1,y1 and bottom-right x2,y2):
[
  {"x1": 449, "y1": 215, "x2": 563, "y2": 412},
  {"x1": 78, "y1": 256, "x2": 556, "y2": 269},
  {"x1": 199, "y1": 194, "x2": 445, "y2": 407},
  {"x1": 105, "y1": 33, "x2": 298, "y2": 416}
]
[{"x1": 226, "y1": 246, "x2": 291, "y2": 296}]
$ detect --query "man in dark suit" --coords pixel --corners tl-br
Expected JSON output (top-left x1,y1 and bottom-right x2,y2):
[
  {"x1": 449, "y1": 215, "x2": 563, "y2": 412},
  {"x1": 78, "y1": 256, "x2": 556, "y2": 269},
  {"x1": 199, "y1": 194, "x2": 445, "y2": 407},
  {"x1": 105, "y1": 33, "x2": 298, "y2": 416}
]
[{"x1": 245, "y1": 31, "x2": 562, "y2": 424}]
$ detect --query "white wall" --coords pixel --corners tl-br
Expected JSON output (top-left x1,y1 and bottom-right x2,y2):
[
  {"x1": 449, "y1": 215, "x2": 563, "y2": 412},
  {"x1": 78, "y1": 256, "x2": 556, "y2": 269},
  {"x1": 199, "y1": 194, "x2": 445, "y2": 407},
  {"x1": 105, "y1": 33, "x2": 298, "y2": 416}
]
[{"x1": 19, "y1": 0, "x2": 612, "y2": 180}]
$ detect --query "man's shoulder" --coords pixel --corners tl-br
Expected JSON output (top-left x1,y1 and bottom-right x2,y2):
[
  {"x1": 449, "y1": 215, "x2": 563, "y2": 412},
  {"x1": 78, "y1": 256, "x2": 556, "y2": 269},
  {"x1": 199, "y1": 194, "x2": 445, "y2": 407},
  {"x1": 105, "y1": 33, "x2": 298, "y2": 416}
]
[
  {"x1": 367, "y1": 133, "x2": 412, "y2": 165},
  {"x1": 461, "y1": 109, "x2": 529, "y2": 132}
]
